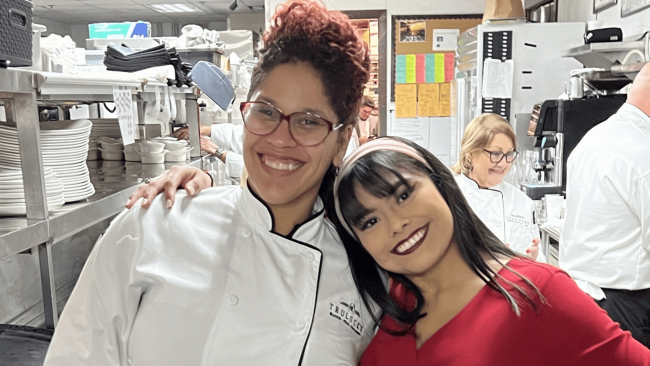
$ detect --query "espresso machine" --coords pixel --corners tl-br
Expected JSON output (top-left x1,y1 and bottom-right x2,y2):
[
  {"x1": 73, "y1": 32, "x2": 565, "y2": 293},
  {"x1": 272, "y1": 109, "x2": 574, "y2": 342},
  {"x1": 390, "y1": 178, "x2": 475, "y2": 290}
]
[{"x1": 521, "y1": 93, "x2": 627, "y2": 200}]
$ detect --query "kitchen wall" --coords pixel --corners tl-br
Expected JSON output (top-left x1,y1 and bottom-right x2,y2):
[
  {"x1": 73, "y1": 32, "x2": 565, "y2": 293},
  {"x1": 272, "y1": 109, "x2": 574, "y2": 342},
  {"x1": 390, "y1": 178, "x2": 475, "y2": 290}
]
[
  {"x1": 33, "y1": 16, "x2": 73, "y2": 38},
  {"x1": 228, "y1": 13, "x2": 265, "y2": 33},
  {"x1": 558, "y1": 0, "x2": 650, "y2": 37}
]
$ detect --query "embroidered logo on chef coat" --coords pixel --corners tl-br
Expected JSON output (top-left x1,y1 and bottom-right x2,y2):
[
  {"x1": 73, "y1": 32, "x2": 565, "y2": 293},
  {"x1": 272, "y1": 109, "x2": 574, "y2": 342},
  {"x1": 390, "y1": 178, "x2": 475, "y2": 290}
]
[
  {"x1": 506, "y1": 215, "x2": 531, "y2": 227},
  {"x1": 329, "y1": 301, "x2": 364, "y2": 336}
]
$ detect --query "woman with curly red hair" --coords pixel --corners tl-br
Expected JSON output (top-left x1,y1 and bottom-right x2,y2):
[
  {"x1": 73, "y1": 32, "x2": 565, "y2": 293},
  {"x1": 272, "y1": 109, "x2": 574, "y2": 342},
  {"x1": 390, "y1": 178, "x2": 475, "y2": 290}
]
[{"x1": 43, "y1": 1, "x2": 377, "y2": 365}]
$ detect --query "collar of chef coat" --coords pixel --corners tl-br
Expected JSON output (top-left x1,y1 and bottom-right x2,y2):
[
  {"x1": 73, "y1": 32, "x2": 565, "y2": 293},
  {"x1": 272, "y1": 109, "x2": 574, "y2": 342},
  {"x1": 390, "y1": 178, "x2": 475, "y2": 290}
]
[
  {"x1": 239, "y1": 182, "x2": 326, "y2": 243},
  {"x1": 458, "y1": 172, "x2": 505, "y2": 192}
]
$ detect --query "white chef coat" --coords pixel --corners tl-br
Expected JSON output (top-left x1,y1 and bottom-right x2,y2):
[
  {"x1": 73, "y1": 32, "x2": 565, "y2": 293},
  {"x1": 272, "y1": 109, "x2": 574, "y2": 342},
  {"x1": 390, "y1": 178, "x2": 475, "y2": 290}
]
[
  {"x1": 560, "y1": 103, "x2": 650, "y2": 300},
  {"x1": 44, "y1": 185, "x2": 378, "y2": 366},
  {"x1": 210, "y1": 123, "x2": 245, "y2": 179},
  {"x1": 455, "y1": 173, "x2": 545, "y2": 262}
]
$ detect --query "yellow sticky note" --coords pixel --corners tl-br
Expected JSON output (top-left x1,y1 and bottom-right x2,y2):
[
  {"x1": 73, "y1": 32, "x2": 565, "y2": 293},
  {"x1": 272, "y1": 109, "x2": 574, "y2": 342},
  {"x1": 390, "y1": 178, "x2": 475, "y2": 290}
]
[
  {"x1": 395, "y1": 84, "x2": 417, "y2": 118},
  {"x1": 435, "y1": 54, "x2": 445, "y2": 83},
  {"x1": 440, "y1": 83, "x2": 451, "y2": 116},
  {"x1": 405, "y1": 54, "x2": 416, "y2": 84},
  {"x1": 417, "y1": 83, "x2": 440, "y2": 117}
]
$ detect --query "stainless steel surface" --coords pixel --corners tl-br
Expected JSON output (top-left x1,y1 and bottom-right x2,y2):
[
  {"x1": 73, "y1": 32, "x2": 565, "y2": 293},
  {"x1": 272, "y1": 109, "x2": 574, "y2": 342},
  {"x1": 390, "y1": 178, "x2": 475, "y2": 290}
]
[
  {"x1": 554, "y1": 133, "x2": 564, "y2": 187},
  {"x1": 569, "y1": 75, "x2": 584, "y2": 99},
  {"x1": 0, "y1": 69, "x2": 41, "y2": 94},
  {"x1": 0, "y1": 220, "x2": 49, "y2": 261},
  {"x1": 0, "y1": 67, "x2": 207, "y2": 332},
  {"x1": 12, "y1": 93, "x2": 49, "y2": 221},
  {"x1": 561, "y1": 38, "x2": 648, "y2": 69},
  {"x1": 611, "y1": 61, "x2": 649, "y2": 78},
  {"x1": 37, "y1": 241, "x2": 57, "y2": 329},
  {"x1": 186, "y1": 98, "x2": 201, "y2": 159},
  {"x1": 524, "y1": 0, "x2": 552, "y2": 9}
]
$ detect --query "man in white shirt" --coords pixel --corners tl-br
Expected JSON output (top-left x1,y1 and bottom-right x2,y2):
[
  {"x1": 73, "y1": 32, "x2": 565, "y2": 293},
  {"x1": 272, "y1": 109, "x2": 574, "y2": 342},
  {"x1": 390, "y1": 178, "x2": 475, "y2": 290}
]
[
  {"x1": 174, "y1": 124, "x2": 245, "y2": 179},
  {"x1": 560, "y1": 63, "x2": 650, "y2": 347},
  {"x1": 345, "y1": 96, "x2": 376, "y2": 158}
]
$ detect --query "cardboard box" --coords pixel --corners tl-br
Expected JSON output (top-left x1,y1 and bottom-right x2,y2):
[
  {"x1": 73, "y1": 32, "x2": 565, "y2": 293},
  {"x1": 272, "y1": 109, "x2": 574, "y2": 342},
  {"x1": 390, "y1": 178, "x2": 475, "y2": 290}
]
[
  {"x1": 483, "y1": 0, "x2": 524, "y2": 23},
  {"x1": 88, "y1": 21, "x2": 151, "y2": 39}
]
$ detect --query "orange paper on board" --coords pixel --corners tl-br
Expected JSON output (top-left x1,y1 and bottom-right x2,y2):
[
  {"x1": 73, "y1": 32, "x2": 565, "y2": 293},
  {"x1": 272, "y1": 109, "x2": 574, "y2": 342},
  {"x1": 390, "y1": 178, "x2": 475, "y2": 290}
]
[
  {"x1": 440, "y1": 83, "x2": 451, "y2": 116},
  {"x1": 395, "y1": 84, "x2": 418, "y2": 118},
  {"x1": 418, "y1": 83, "x2": 440, "y2": 117}
]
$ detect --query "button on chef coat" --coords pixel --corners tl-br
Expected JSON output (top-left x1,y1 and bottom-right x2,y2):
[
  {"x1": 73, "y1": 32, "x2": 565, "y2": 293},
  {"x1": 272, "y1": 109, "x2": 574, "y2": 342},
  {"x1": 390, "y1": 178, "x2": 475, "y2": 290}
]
[
  {"x1": 456, "y1": 173, "x2": 545, "y2": 262},
  {"x1": 560, "y1": 103, "x2": 650, "y2": 300},
  {"x1": 44, "y1": 185, "x2": 378, "y2": 366},
  {"x1": 211, "y1": 123, "x2": 245, "y2": 179}
]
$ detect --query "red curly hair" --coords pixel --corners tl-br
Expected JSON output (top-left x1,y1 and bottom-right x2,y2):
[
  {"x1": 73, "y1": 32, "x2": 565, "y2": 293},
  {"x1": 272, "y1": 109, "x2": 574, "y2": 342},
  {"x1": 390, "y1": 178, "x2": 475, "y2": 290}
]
[{"x1": 248, "y1": 0, "x2": 370, "y2": 128}]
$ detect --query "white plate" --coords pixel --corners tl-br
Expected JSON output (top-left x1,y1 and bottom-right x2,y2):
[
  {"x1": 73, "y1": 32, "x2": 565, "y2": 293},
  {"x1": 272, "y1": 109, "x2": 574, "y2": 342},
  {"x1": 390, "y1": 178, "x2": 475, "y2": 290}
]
[{"x1": 64, "y1": 188, "x2": 95, "y2": 202}]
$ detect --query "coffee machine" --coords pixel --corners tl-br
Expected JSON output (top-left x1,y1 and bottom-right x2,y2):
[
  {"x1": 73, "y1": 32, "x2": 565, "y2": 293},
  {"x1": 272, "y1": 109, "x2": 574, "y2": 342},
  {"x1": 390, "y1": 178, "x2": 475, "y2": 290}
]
[{"x1": 521, "y1": 94, "x2": 626, "y2": 200}]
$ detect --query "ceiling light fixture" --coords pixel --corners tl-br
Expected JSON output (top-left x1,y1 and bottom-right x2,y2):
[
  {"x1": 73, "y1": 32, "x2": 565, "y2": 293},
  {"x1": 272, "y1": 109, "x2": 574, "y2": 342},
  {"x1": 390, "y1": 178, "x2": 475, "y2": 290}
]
[
  {"x1": 229, "y1": 0, "x2": 238, "y2": 11},
  {"x1": 148, "y1": 3, "x2": 201, "y2": 13}
]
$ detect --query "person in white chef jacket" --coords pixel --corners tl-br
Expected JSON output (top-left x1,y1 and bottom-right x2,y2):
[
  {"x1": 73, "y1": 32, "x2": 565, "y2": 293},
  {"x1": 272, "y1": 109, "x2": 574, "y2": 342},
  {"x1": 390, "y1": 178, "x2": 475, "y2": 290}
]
[
  {"x1": 44, "y1": 2, "x2": 379, "y2": 365},
  {"x1": 452, "y1": 113, "x2": 544, "y2": 261},
  {"x1": 174, "y1": 123, "x2": 245, "y2": 179},
  {"x1": 560, "y1": 63, "x2": 650, "y2": 348}
]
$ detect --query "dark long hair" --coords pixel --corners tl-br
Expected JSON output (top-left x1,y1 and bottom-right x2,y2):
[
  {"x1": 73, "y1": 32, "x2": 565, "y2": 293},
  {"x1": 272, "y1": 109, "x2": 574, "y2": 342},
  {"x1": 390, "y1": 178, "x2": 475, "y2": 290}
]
[{"x1": 325, "y1": 137, "x2": 544, "y2": 334}]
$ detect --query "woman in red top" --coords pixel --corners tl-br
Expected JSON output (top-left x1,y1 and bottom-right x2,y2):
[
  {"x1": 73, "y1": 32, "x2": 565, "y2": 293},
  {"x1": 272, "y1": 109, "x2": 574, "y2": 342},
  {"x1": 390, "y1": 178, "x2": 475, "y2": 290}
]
[{"x1": 329, "y1": 137, "x2": 650, "y2": 365}]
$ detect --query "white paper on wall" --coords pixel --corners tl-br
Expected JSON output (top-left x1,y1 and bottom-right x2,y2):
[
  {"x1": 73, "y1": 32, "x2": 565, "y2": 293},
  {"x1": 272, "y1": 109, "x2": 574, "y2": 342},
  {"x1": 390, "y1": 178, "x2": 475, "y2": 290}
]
[
  {"x1": 432, "y1": 29, "x2": 460, "y2": 51},
  {"x1": 482, "y1": 59, "x2": 514, "y2": 98},
  {"x1": 389, "y1": 112, "x2": 430, "y2": 150}
]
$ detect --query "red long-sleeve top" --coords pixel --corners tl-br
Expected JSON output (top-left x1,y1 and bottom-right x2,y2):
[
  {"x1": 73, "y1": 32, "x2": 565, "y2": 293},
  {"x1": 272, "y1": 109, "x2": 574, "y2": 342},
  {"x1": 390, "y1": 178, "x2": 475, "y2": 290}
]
[{"x1": 360, "y1": 259, "x2": 650, "y2": 366}]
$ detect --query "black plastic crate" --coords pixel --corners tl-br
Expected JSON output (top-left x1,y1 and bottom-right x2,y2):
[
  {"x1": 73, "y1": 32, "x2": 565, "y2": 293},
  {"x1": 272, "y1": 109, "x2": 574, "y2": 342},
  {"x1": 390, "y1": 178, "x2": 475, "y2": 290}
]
[{"x1": 0, "y1": 0, "x2": 33, "y2": 67}]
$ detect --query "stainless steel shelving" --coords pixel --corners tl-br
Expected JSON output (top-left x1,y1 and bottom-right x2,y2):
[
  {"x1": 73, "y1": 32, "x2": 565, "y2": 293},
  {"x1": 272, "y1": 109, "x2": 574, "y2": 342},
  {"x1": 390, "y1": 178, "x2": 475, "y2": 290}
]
[
  {"x1": 561, "y1": 33, "x2": 650, "y2": 69},
  {"x1": 0, "y1": 68, "x2": 203, "y2": 329}
]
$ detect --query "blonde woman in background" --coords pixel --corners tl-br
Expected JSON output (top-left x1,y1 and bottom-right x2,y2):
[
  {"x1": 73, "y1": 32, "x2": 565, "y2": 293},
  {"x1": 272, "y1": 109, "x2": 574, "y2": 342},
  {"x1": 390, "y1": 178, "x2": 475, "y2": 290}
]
[{"x1": 452, "y1": 113, "x2": 544, "y2": 262}]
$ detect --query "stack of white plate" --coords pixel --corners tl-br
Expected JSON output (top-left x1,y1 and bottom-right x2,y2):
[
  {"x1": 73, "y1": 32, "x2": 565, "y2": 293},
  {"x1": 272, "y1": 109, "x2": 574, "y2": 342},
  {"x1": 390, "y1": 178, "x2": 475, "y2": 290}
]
[
  {"x1": 0, "y1": 120, "x2": 95, "y2": 203},
  {"x1": 89, "y1": 118, "x2": 122, "y2": 140},
  {"x1": 0, "y1": 168, "x2": 65, "y2": 216}
]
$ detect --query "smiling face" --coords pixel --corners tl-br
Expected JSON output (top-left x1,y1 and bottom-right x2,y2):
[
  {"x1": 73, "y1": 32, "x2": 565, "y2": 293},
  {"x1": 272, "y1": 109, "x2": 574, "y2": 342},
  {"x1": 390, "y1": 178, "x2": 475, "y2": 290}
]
[
  {"x1": 244, "y1": 61, "x2": 349, "y2": 209},
  {"x1": 468, "y1": 133, "x2": 515, "y2": 188},
  {"x1": 351, "y1": 170, "x2": 455, "y2": 276}
]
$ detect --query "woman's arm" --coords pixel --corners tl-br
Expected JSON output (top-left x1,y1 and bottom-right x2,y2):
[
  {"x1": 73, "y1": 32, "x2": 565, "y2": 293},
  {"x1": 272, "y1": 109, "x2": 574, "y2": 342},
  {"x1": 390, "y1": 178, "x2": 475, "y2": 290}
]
[
  {"x1": 541, "y1": 268, "x2": 650, "y2": 365},
  {"x1": 125, "y1": 166, "x2": 213, "y2": 209},
  {"x1": 44, "y1": 209, "x2": 147, "y2": 365}
]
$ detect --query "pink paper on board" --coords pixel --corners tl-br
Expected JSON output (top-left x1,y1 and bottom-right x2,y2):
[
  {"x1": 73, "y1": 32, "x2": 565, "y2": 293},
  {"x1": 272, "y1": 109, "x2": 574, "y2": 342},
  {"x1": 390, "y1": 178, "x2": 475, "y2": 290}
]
[
  {"x1": 416, "y1": 54, "x2": 426, "y2": 84},
  {"x1": 444, "y1": 53, "x2": 455, "y2": 82}
]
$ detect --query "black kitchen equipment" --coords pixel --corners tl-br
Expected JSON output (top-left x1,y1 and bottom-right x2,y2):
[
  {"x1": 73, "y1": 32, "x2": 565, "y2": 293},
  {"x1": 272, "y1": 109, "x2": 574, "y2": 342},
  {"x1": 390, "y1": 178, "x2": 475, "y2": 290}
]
[
  {"x1": 584, "y1": 28, "x2": 623, "y2": 44},
  {"x1": 522, "y1": 94, "x2": 626, "y2": 199},
  {"x1": 0, "y1": 0, "x2": 33, "y2": 67}
]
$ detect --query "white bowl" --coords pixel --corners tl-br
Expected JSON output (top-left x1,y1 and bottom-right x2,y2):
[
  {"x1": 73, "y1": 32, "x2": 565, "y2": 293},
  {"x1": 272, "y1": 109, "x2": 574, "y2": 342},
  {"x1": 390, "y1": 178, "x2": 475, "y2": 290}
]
[
  {"x1": 124, "y1": 150, "x2": 141, "y2": 162},
  {"x1": 100, "y1": 141, "x2": 124, "y2": 151},
  {"x1": 139, "y1": 141, "x2": 165, "y2": 153},
  {"x1": 186, "y1": 146, "x2": 194, "y2": 160},
  {"x1": 140, "y1": 150, "x2": 167, "y2": 164},
  {"x1": 87, "y1": 149, "x2": 99, "y2": 161},
  {"x1": 98, "y1": 148, "x2": 124, "y2": 161},
  {"x1": 151, "y1": 136, "x2": 178, "y2": 142},
  {"x1": 165, "y1": 148, "x2": 189, "y2": 162},
  {"x1": 123, "y1": 142, "x2": 140, "y2": 153},
  {"x1": 163, "y1": 140, "x2": 188, "y2": 151}
]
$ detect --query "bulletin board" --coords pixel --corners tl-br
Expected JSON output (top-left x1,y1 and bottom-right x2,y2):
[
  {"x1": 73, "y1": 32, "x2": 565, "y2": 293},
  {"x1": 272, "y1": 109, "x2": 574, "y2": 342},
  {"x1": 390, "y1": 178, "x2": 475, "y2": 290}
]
[{"x1": 391, "y1": 15, "x2": 482, "y2": 118}]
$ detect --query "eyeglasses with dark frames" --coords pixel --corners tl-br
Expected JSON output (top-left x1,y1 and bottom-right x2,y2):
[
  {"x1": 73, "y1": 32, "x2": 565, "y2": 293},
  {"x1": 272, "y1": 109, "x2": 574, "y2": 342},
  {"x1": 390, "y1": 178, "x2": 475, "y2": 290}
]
[
  {"x1": 240, "y1": 101, "x2": 343, "y2": 147},
  {"x1": 483, "y1": 149, "x2": 518, "y2": 163}
]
